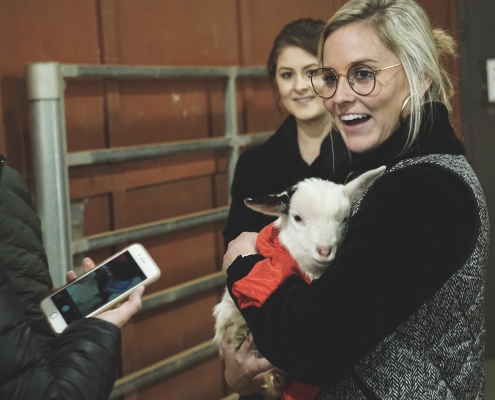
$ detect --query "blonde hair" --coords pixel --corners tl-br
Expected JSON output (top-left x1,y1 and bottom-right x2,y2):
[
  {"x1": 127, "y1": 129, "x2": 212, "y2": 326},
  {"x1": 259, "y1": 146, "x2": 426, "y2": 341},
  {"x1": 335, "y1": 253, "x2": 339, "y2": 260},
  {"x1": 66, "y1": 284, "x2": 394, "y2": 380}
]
[{"x1": 318, "y1": 0, "x2": 457, "y2": 151}]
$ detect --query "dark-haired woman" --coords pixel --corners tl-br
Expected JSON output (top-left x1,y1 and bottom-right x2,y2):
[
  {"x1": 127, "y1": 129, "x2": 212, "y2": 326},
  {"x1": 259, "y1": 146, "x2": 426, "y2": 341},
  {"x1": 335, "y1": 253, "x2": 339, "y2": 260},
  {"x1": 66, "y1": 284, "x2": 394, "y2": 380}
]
[
  {"x1": 222, "y1": 18, "x2": 349, "y2": 249},
  {"x1": 221, "y1": 18, "x2": 349, "y2": 398}
]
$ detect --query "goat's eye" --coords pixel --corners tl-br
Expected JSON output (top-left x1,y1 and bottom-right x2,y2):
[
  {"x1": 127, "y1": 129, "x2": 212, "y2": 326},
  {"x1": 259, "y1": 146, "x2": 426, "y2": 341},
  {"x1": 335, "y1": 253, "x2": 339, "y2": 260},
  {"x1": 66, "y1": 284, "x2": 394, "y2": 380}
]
[
  {"x1": 342, "y1": 217, "x2": 349, "y2": 223},
  {"x1": 293, "y1": 215, "x2": 302, "y2": 223}
]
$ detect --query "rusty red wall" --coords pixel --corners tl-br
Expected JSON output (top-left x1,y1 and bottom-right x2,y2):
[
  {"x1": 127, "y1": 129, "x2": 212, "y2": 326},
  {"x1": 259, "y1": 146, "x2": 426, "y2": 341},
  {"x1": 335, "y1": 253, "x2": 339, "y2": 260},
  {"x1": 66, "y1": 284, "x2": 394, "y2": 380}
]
[{"x1": 0, "y1": 1, "x2": 460, "y2": 399}]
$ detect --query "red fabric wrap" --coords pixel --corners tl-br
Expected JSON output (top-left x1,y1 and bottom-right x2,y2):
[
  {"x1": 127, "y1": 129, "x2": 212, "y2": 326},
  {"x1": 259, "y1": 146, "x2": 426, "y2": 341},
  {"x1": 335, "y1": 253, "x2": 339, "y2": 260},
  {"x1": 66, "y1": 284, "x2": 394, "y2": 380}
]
[
  {"x1": 232, "y1": 223, "x2": 311, "y2": 308},
  {"x1": 284, "y1": 380, "x2": 321, "y2": 400},
  {"x1": 231, "y1": 222, "x2": 319, "y2": 400}
]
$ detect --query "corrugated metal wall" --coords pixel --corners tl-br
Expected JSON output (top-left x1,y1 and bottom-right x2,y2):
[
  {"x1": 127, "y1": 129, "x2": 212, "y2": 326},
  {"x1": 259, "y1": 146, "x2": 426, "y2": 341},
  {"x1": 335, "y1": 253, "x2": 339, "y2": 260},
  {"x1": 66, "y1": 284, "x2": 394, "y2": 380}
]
[{"x1": 0, "y1": 1, "x2": 460, "y2": 399}]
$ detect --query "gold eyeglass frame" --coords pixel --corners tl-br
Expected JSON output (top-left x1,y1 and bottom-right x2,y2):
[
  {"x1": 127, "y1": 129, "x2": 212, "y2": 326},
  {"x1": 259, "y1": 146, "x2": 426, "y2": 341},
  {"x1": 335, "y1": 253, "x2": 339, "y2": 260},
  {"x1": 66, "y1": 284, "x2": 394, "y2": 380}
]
[{"x1": 310, "y1": 63, "x2": 402, "y2": 99}]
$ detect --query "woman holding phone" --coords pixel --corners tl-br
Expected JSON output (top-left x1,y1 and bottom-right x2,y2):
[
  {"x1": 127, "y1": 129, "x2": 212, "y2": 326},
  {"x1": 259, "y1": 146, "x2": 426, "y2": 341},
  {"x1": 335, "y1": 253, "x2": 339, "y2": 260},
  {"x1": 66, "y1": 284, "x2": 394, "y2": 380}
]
[{"x1": 0, "y1": 159, "x2": 144, "y2": 400}]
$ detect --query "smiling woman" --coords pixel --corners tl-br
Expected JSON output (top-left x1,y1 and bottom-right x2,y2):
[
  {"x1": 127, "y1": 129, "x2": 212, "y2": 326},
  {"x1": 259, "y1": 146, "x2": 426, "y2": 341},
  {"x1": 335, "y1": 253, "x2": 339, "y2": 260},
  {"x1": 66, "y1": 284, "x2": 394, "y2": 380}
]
[
  {"x1": 275, "y1": 46, "x2": 328, "y2": 139},
  {"x1": 321, "y1": 22, "x2": 410, "y2": 153},
  {"x1": 223, "y1": 0, "x2": 488, "y2": 399}
]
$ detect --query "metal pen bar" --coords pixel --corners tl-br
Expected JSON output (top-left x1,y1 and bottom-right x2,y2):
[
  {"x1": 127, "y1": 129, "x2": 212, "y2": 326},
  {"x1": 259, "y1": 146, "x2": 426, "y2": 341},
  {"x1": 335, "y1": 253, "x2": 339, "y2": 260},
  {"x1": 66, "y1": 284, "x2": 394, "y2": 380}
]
[
  {"x1": 110, "y1": 340, "x2": 218, "y2": 398},
  {"x1": 68, "y1": 137, "x2": 230, "y2": 166},
  {"x1": 60, "y1": 64, "x2": 267, "y2": 79},
  {"x1": 224, "y1": 75, "x2": 239, "y2": 192},
  {"x1": 140, "y1": 271, "x2": 225, "y2": 314},
  {"x1": 26, "y1": 62, "x2": 73, "y2": 287},
  {"x1": 71, "y1": 206, "x2": 229, "y2": 254},
  {"x1": 67, "y1": 132, "x2": 271, "y2": 167}
]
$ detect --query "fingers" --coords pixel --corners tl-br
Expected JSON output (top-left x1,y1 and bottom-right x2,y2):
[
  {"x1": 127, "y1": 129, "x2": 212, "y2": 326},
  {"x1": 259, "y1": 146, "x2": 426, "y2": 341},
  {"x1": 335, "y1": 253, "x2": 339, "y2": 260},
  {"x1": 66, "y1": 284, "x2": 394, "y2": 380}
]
[
  {"x1": 237, "y1": 334, "x2": 273, "y2": 371},
  {"x1": 121, "y1": 285, "x2": 144, "y2": 314},
  {"x1": 55, "y1": 270, "x2": 77, "y2": 292},
  {"x1": 66, "y1": 270, "x2": 77, "y2": 283},
  {"x1": 222, "y1": 232, "x2": 259, "y2": 275},
  {"x1": 56, "y1": 259, "x2": 96, "y2": 292},
  {"x1": 222, "y1": 324, "x2": 274, "y2": 395},
  {"x1": 94, "y1": 285, "x2": 144, "y2": 328},
  {"x1": 82, "y1": 257, "x2": 96, "y2": 273}
]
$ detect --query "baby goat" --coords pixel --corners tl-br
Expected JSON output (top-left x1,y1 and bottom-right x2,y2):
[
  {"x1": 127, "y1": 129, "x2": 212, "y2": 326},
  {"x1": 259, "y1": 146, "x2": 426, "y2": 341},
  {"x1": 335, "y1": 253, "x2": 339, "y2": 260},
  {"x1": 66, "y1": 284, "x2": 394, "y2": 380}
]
[{"x1": 214, "y1": 166, "x2": 386, "y2": 399}]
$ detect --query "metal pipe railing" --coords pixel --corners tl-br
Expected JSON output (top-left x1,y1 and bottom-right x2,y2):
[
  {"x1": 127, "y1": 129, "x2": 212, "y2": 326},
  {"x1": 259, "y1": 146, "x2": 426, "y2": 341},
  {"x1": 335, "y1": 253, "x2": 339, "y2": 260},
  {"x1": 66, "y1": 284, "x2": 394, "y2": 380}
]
[
  {"x1": 67, "y1": 132, "x2": 271, "y2": 167},
  {"x1": 110, "y1": 340, "x2": 219, "y2": 398},
  {"x1": 26, "y1": 62, "x2": 268, "y2": 399},
  {"x1": 140, "y1": 271, "x2": 225, "y2": 314},
  {"x1": 26, "y1": 63, "x2": 73, "y2": 286},
  {"x1": 26, "y1": 62, "x2": 267, "y2": 286},
  {"x1": 60, "y1": 64, "x2": 266, "y2": 79},
  {"x1": 71, "y1": 207, "x2": 230, "y2": 254}
]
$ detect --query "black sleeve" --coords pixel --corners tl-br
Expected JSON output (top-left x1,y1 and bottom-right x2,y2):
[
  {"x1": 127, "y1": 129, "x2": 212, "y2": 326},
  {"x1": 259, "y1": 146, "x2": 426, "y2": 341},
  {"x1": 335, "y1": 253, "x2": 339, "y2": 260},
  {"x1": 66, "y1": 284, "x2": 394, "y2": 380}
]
[
  {"x1": 226, "y1": 165, "x2": 477, "y2": 389},
  {"x1": 0, "y1": 165, "x2": 56, "y2": 356},
  {"x1": 0, "y1": 267, "x2": 121, "y2": 400},
  {"x1": 222, "y1": 151, "x2": 277, "y2": 249}
]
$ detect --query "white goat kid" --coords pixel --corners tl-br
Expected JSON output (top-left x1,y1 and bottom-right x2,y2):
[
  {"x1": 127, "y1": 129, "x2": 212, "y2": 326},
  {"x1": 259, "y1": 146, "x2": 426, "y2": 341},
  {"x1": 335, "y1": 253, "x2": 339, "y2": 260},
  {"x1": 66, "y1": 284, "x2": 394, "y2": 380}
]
[{"x1": 214, "y1": 166, "x2": 386, "y2": 399}]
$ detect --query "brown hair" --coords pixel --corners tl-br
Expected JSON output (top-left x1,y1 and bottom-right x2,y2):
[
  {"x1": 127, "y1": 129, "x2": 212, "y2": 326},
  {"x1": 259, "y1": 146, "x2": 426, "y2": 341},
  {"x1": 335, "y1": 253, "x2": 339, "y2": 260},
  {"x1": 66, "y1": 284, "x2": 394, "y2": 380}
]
[{"x1": 267, "y1": 18, "x2": 326, "y2": 85}]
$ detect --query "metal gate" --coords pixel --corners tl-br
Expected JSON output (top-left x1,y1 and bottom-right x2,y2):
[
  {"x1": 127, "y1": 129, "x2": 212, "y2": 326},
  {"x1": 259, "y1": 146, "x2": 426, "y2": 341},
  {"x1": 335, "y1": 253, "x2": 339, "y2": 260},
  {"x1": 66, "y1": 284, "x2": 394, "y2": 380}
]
[{"x1": 26, "y1": 62, "x2": 269, "y2": 399}]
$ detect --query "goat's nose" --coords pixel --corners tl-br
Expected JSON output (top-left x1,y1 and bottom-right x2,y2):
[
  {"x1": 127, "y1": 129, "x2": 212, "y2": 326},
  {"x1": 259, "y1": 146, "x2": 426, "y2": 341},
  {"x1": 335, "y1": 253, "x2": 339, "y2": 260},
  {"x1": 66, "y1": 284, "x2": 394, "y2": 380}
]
[{"x1": 317, "y1": 246, "x2": 332, "y2": 257}]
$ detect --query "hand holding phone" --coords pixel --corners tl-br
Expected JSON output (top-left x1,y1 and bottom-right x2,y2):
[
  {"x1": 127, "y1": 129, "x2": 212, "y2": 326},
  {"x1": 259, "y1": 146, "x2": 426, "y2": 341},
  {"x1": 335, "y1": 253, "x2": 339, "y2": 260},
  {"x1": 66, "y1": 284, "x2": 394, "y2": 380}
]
[
  {"x1": 41, "y1": 243, "x2": 161, "y2": 334},
  {"x1": 95, "y1": 284, "x2": 144, "y2": 328},
  {"x1": 73, "y1": 258, "x2": 145, "y2": 328}
]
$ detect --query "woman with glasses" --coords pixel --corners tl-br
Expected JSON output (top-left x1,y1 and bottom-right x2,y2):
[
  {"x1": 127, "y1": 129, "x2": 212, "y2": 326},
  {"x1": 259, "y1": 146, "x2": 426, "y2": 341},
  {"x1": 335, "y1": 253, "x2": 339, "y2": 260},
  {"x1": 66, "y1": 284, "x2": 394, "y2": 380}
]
[{"x1": 222, "y1": 0, "x2": 488, "y2": 399}]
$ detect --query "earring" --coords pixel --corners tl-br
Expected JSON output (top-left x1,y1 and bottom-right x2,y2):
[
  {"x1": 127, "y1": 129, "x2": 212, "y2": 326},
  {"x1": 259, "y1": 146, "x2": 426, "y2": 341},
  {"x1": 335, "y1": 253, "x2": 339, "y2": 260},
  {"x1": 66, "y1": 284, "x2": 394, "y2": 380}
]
[
  {"x1": 330, "y1": 115, "x2": 341, "y2": 135},
  {"x1": 400, "y1": 93, "x2": 416, "y2": 122}
]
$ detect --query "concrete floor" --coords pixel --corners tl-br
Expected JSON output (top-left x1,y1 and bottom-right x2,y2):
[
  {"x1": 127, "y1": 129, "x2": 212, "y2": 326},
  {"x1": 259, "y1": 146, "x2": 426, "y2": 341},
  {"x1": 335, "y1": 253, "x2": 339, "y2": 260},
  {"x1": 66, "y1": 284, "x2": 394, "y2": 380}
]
[{"x1": 487, "y1": 358, "x2": 495, "y2": 399}]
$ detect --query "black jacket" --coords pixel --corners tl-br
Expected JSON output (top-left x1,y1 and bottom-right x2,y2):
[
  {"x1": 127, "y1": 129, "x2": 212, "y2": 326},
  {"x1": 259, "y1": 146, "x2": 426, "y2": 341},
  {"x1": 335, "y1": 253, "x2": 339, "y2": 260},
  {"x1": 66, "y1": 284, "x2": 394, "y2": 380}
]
[
  {"x1": 223, "y1": 115, "x2": 348, "y2": 248},
  {"x1": 0, "y1": 157, "x2": 56, "y2": 356},
  {"x1": 0, "y1": 158, "x2": 123, "y2": 400},
  {"x1": 0, "y1": 264, "x2": 122, "y2": 399},
  {"x1": 226, "y1": 103, "x2": 481, "y2": 395}
]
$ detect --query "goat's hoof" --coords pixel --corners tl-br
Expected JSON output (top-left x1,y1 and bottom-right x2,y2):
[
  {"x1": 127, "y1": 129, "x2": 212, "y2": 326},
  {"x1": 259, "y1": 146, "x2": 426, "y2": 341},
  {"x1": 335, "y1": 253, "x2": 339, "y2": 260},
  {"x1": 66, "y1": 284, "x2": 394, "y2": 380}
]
[{"x1": 264, "y1": 369, "x2": 292, "y2": 399}]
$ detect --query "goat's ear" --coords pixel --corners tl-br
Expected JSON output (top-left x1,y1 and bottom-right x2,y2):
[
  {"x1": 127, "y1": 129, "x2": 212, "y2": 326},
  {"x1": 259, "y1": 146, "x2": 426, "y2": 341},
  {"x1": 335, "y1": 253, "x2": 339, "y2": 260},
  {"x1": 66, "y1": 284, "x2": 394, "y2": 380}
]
[
  {"x1": 244, "y1": 189, "x2": 293, "y2": 216},
  {"x1": 344, "y1": 165, "x2": 386, "y2": 203}
]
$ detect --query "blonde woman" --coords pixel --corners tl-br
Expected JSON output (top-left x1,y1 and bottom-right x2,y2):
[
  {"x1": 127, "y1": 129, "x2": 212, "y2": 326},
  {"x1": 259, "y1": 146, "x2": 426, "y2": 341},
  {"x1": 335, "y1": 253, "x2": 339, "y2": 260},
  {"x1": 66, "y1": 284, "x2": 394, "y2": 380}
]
[{"x1": 223, "y1": 0, "x2": 488, "y2": 398}]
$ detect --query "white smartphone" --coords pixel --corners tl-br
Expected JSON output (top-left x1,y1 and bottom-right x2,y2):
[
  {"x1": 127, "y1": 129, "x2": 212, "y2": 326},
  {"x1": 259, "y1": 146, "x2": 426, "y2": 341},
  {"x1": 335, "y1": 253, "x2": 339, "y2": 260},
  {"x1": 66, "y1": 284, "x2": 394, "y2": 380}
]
[{"x1": 40, "y1": 243, "x2": 161, "y2": 334}]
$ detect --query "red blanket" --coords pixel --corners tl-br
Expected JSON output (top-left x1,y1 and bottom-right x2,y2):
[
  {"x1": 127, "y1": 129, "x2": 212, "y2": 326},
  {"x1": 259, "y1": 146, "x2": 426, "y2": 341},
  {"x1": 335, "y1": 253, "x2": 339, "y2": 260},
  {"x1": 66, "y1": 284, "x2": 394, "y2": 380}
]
[
  {"x1": 231, "y1": 223, "x2": 320, "y2": 400},
  {"x1": 232, "y1": 223, "x2": 311, "y2": 308}
]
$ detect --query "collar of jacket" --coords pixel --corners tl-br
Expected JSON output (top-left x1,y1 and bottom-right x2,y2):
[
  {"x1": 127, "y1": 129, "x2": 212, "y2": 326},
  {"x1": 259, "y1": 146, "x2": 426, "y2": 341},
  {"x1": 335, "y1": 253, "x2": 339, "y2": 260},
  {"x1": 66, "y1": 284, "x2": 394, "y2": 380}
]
[
  {"x1": 274, "y1": 114, "x2": 349, "y2": 174},
  {"x1": 330, "y1": 102, "x2": 464, "y2": 184}
]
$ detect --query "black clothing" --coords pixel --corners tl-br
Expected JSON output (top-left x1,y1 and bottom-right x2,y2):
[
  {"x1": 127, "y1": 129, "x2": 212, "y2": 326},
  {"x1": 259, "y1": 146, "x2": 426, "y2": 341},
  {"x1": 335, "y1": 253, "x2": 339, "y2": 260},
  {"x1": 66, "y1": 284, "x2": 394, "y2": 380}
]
[
  {"x1": 226, "y1": 103, "x2": 485, "y2": 397},
  {"x1": 0, "y1": 264, "x2": 122, "y2": 399},
  {"x1": 222, "y1": 115, "x2": 348, "y2": 248},
  {"x1": 0, "y1": 156, "x2": 56, "y2": 356},
  {"x1": 0, "y1": 158, "x2": 123, "y2": 399}
]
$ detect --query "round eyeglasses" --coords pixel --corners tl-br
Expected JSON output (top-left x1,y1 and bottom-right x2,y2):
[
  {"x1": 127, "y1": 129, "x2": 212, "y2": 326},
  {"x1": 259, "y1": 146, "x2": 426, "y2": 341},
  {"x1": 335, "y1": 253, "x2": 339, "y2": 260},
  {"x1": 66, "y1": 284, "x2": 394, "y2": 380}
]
[{"x1": 310, "y1": 63, "x2": 402, "y2": 99}]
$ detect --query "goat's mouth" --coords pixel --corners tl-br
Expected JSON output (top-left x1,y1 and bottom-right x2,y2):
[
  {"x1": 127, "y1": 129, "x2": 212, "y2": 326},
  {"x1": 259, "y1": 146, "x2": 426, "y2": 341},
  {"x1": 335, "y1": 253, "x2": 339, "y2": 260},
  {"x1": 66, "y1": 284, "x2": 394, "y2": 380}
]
[{"x1": 311, "y1": 259, "x2": 332, "y2": 268}]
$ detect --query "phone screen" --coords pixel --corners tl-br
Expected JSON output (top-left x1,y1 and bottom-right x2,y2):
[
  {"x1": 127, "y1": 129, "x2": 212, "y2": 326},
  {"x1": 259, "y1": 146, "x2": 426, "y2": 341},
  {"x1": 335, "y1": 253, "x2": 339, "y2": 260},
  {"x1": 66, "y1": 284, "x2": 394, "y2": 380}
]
[{"x1": 51, "y1": 250, "x2": 146, "y2": 324}]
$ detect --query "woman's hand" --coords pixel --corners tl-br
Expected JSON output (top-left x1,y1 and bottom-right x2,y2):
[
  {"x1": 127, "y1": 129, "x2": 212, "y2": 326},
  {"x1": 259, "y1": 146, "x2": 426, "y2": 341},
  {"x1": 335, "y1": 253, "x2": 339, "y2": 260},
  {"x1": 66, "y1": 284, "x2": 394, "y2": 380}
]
[
  {"x1": 62, "y1": 257, "x2": 144, "y2": 329},
  {"x1": 94, "y1": 285, "x2": 144, "y2": 328},
  {"x1": 52, "y1": 257, "x2": 96, "y2": 292},
  {"x1": 222, "y1": 325, "x2": 274, "y2": 395},
  {"x1": 222, "y1": 232, "x2": 259, "y2": 276}
]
